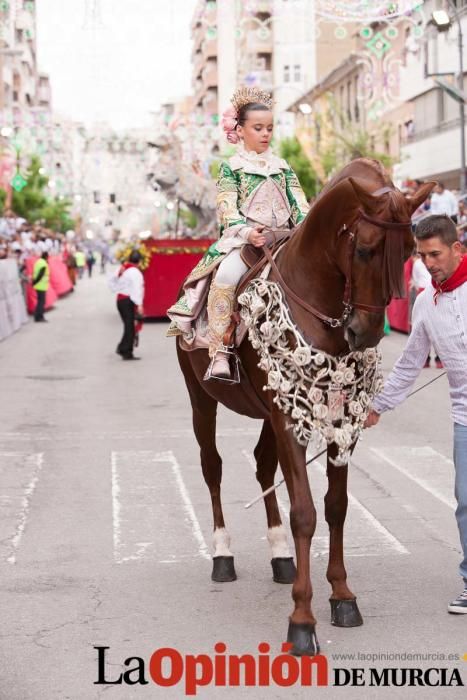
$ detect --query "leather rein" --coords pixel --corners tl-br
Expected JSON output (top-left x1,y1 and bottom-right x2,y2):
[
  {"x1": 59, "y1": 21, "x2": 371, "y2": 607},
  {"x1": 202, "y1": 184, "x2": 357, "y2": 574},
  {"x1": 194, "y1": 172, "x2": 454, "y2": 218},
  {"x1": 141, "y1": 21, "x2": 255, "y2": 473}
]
[{"x1": 263, "y1": 187, "x2": 412, "y2": 329}]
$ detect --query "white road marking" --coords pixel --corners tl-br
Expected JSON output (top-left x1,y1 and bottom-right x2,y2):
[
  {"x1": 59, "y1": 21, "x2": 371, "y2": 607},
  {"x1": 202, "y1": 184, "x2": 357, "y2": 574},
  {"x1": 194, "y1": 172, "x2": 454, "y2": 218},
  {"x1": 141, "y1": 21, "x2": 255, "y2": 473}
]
[
  {"x1": 0, "y1": 452, "x2": 44, "y2": 564},
  {"x1": 371, "y1": 446, "x2": 456, "y2": 511},
  {"x1": 167, "y1": 450, "x2": 210, "y2": 561},
  {"x1": 0, "y1": 427, "x2": 261, "y2": 442},
  {"x1": 111, "y1": 450, "x2": 210, "y2": 564}
]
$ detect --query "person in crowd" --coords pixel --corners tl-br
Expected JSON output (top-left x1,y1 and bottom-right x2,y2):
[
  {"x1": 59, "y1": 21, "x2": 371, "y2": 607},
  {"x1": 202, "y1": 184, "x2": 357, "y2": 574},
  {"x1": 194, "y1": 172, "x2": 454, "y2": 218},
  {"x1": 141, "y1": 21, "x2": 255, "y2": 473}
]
[
  {"x1": 86, "y1": 249, "x2": 95, "y2": 278},
  {"x1": 167, "y1": 85, "x2": 309, "y2": 380},
  {"x1": 456, "y1": 201, "x2": 467, "y2": 248},
  {"x1": 365, "y1": 215, "x2": 467, "y2": 614},
  {"x1": 430, "y1": 182, "x2": 459, "y2": 223},
  {"x1": 410, "y1": 251, "x2": 443, "y2": 368},
  {"x1": 75, "y1": 248, "x2": 86, "y2": 279},
  {"x1": 63, "y1": 245, "x2": 77, "y2": 287},
  {"x1": 110, "y1": 250, "x2": 145, "y2": 361},
  {"x1": 32, "y1": 251, "x2": 50, "y2": 322}
]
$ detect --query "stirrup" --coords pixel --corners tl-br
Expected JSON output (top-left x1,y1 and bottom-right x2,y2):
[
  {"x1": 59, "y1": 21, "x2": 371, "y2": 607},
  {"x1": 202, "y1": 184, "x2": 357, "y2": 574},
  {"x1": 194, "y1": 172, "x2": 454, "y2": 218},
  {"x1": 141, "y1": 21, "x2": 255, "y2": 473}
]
[{"x1": 204, "y1": 344, "x2": 240, "y2": 384}]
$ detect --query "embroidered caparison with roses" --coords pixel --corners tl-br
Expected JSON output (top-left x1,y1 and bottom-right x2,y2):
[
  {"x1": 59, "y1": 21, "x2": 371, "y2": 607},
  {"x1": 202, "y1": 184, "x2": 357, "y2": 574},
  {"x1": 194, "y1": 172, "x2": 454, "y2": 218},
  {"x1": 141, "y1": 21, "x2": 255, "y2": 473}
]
[{"x1": 238, "y1": 279, "x2": 384, "y2": 465}]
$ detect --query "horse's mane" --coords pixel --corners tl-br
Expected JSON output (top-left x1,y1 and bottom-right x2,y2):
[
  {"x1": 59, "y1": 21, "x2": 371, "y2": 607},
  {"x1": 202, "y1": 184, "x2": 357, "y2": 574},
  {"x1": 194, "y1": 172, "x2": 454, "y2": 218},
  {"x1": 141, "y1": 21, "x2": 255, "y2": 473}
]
[{"x1": 314, "y1": 158, "x2": 410, "y2": 298}]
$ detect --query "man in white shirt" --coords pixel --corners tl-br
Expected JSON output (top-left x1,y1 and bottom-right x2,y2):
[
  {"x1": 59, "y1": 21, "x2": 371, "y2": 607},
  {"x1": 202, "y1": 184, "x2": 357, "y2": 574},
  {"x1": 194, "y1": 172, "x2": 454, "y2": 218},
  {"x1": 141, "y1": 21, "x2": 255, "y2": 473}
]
[
  {"x1": 430, "y1": 183, "x2": 459, "y2": 223},
  {"x1": 365, "y1": 215, "x2": 467, "y2": 613},
  {"x1": 110, "y1": 250, "x2": 145, "y2": 361}
]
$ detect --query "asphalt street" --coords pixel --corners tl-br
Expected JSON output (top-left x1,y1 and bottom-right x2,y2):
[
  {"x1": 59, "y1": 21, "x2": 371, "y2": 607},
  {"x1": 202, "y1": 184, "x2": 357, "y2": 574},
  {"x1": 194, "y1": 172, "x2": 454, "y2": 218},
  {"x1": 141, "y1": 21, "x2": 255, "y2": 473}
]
[{"x1": 0, "y1": 273, "x2": 466, "y2": 699}]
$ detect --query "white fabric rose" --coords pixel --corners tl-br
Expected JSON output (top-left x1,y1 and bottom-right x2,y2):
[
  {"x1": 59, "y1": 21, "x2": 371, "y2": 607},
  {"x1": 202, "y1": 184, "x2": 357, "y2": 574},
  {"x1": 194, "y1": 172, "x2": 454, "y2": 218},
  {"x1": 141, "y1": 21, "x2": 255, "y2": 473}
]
[
  {"x1": 343, "y1": 367, "x2": 355, "y2": 384},
  {"x1": 292, "y1": 407, "x2": 305, "y2": 420},
  {"x1": 333, "y1": 428, "x2": 351, "y2": 449},
  {"x1": 258, "y1": 356, "x2": 271, "y2": 371},
  {"x1": 349, "y1": 400, "x2": 363, "y2": 416},
  {"x1": 308, "y1": 387, "x2": 323, "y2": 403},
  {"x1": 268, "y1": 370, "x2": 281, "y2": 391},
  {"x1": 363, "y1": 348, "x2": 377, "y2": 364},
  {"x1": 293, "y1": 347, "x2": 312, "y2": 367},
  {"x1": 314, "y1": 353, "x2": 326, "y2": 366},
  {"x1": 280, "y1": 380, "x2": 292, "y2": 394},
  {"x1": 332, "y1": 370, "x2": 345, "y2": 386},
  {"x1": 313, "y1": 403, "x2": 328, "y2": 420},
  {"x1": 251, "y1": 297, "x2": 266, "y2": 316}
]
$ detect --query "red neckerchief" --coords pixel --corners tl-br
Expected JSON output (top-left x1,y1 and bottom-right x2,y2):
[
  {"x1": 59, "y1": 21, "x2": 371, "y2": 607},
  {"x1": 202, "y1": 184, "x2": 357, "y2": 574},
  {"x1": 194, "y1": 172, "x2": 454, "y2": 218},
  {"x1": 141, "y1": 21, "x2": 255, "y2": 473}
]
[
  {"x1": 118, "y1": 262, "x2": 139, "y2": 277},
  {"x1": 432, "y1": 255, "x2": 467, "y2": 304}
]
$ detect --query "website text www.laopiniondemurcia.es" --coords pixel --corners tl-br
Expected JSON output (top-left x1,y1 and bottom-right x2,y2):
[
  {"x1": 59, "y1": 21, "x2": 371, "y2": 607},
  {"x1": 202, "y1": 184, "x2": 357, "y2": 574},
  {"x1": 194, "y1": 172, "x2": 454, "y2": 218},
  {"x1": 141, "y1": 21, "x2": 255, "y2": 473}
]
[{"x1": 94, "y1": 644, "x2": 465, "y2": 694}]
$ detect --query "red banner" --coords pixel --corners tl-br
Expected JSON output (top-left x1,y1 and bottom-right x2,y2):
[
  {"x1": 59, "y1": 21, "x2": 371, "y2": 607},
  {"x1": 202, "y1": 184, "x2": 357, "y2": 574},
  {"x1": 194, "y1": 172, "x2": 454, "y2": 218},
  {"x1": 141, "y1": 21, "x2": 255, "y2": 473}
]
[{"x1": 142, "y1": 238, "x2": 215, "y2": 318}]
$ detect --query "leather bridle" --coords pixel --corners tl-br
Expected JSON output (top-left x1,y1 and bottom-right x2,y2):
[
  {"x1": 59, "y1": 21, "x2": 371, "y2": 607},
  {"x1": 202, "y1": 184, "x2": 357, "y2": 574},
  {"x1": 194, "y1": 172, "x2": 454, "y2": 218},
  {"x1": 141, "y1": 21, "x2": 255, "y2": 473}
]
[{"x1": 264, "y1": 187, "x2": 412, "y2": 329}]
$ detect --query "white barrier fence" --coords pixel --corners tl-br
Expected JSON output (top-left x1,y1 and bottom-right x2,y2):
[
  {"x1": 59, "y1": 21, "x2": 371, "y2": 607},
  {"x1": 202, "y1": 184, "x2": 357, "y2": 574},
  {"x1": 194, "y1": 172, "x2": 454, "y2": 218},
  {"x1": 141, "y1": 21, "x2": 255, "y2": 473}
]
[{"x1": 0, "y1": 260, "x2": 28, "y2": 342}]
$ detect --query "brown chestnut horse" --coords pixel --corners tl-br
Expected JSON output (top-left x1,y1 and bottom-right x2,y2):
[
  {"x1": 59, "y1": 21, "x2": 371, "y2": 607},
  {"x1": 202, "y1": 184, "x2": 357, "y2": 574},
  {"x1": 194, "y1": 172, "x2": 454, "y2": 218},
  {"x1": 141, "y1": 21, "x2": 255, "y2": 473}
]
[{"x1": 176, "y1": 158, "x2": 434, "y2": 655}]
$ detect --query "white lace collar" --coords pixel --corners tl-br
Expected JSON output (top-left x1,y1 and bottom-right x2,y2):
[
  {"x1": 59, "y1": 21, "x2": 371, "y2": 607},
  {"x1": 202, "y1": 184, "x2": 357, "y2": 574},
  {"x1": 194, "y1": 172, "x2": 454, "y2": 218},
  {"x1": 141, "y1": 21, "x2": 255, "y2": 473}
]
[{"x1": 229, "y1": 145, "x2": 288, "y2": 176}]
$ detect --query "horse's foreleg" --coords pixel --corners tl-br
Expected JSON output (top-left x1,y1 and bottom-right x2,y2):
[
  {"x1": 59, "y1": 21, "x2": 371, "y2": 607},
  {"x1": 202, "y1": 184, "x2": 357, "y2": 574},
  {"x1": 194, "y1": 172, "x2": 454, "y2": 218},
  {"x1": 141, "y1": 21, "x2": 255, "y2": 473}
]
[
  {"x1": 270, "y1": 409, "x2": 319, "y2": 656},
  {"x1": 254, "y1": 420, "x2": 296, "y2": 584},
  {"x1": 178, "y1": 345, "x2": 236, "y2": 583},
  {"x1": 191, "y1": 399, "x2": 236, "y2": 582},
  {"x1": 325, "y1": 442, "x2": 363, "y2": 627}
]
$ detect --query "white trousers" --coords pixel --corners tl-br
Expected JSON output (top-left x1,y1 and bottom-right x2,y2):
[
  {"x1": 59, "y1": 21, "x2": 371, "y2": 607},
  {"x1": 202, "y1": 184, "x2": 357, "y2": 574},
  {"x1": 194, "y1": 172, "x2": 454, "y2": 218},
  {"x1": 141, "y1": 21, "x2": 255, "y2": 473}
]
[{"x1": 214, "y1": 248, "x2": 248, "y2": 287}]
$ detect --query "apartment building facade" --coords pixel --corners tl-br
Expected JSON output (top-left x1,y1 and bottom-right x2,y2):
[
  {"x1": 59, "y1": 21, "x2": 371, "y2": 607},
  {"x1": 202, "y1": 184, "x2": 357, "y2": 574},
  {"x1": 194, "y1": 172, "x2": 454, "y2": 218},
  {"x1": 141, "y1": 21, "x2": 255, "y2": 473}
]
[{"x1": 190, "y1": 0, "x2": 354, "y2": 140}]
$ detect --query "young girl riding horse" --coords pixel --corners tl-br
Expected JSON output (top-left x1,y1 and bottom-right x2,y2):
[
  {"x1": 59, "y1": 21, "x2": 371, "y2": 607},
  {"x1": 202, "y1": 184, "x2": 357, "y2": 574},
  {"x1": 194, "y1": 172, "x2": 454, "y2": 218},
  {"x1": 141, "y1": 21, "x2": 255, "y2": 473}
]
[{"x1": 167, "y1": 86, "x2": 309, "y2": 380}]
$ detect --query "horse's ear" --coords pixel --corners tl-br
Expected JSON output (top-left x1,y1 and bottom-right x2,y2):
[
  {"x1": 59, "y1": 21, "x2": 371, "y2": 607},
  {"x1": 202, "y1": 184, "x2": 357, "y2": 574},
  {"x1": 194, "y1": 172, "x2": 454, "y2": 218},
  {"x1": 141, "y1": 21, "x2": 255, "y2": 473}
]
[
  {"x1": 347, "y1": 177, "x2": 387, "y2": 212},
  {"x1": 406, "y1": 182, "x2": 436, "y2": 214}
]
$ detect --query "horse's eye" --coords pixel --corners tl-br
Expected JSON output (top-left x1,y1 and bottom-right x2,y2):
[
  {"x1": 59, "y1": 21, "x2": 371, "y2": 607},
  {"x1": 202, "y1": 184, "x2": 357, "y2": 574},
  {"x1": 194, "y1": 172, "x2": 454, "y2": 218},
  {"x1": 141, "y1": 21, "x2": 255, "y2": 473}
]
[{"x1": 356, "y1": 247, "x2": 373, "y2": 261}]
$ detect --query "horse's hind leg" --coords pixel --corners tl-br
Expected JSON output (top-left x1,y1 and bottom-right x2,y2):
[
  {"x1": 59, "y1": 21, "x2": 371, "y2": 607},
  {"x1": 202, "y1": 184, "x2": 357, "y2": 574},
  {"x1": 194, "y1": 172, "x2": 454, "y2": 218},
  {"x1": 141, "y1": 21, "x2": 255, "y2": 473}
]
[
  {"x1": 325, "y1": 443, "x2": 363, "y2": 627},
  {"x1": 254, "y1": 420, "x2": 296, "y2": 584},
  {"x1": 178, "y1": 348, "x2": 236, "y2": 582}
]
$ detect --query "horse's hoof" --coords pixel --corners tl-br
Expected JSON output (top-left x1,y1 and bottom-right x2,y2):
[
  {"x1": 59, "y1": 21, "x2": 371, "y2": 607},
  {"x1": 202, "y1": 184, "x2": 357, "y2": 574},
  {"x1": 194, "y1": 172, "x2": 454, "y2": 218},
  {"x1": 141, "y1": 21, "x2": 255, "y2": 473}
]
[
  {"x1": 271, "y1": 557, "x2": 296, "y2": 584},
  {"x1": 287, "y1": 621, "x2": 320, "y2": 656},
  {"x1": 212, "y1": 556, "x2": 237, "y2": 582},
  {"x1": 330, "y1": 598, "x2": 363, "y2": 627}
]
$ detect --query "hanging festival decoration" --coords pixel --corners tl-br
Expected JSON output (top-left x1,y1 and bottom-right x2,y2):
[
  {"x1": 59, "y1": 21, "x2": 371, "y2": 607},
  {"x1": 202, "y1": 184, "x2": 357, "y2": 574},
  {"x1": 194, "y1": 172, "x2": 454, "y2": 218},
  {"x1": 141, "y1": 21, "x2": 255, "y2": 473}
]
[
  {"x1": 11, "y1": 170, "x2": 27, "y2": 192},
  {"x1": 312, "y1": 0, "x2": 427, "y2": 121},
  {"x1": 315, "y1": 0, "x2": 423, "y2": 22}
]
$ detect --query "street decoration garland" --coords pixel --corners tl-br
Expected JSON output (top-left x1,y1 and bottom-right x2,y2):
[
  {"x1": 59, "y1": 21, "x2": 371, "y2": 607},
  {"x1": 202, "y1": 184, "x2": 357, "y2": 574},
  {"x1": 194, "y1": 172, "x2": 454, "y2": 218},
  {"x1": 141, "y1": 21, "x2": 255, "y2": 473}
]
[
  {"x1": 238, "y1": 278, "x2": 383, "y2": 466},
  {"x1": 115, "y1": 242, "x2": 211, "y2": 269},
  {"x1": 115, "y1": 243, "x2": 152, "y2": 270}
]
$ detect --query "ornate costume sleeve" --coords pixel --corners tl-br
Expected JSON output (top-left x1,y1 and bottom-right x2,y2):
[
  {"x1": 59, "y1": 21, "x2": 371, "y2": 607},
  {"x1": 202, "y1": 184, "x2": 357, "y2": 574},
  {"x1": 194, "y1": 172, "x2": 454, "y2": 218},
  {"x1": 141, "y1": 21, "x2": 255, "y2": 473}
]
[
  {"x1": 215, "y1": 161, "x2": 253, "y2": 252},
  {"x1": 284, "y1": 167, "x2": 309, "y2": 225}
]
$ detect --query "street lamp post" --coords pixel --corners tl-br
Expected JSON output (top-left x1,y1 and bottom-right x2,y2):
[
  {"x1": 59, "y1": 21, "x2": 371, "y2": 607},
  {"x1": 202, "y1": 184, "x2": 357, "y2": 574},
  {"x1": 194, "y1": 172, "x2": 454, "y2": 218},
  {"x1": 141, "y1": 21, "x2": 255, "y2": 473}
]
[
  {"x1": 456, "y1": 10, "x2": 467, "y2": 192},
  {"x1": 432, "y1": 2, "x2": 467, "y2": 191}
]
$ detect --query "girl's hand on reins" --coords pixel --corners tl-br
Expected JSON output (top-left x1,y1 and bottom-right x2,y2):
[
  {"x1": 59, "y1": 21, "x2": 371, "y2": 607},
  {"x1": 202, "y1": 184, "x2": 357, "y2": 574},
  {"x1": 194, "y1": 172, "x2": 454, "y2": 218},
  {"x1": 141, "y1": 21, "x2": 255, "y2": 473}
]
[{"x1": 248, "y1": 226, "x2": 267, "y2": 248}]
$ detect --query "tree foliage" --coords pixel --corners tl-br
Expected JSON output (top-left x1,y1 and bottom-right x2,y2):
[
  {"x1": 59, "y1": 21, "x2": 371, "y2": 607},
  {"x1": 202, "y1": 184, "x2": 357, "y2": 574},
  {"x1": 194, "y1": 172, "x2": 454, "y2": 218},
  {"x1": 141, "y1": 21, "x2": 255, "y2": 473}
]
[
  {"x1": 278, "y1": 137, "x2": 318, "y2": 200},
  {"x1": 1, "y1": 155, "x2": 75, "y2": 231}
]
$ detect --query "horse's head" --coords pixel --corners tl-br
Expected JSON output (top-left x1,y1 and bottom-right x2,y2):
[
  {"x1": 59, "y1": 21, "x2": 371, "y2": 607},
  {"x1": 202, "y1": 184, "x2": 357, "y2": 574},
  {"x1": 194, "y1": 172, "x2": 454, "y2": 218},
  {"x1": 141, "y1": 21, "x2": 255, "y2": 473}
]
[{"x1": 334, "y1": 177, "x2": 435, "y2": 350}]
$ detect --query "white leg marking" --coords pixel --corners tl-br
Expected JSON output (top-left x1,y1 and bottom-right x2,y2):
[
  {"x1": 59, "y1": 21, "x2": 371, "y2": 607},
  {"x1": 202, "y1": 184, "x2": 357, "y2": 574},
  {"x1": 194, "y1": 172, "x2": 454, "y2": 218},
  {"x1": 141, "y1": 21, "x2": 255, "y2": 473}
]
[
  {"x1": 267, "y1": 525, "x2": 291, "y2": 558},
  {"x1": 213, "y1": 527, "x2": 233, "y2": 557}
]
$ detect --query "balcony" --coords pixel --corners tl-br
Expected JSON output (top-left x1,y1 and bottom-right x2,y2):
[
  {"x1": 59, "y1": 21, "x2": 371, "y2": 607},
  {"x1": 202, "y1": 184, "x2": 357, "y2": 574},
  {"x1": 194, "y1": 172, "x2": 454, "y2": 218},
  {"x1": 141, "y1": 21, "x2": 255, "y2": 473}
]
[
  {"x1": 201, "y1": 37, "x2": 217, "y2": 61},
  {"x1": 192, "y1": 50, "x2": 204, "y2": 79},
  {"x1": 201, "y1": 61, "x2": 217, "y2": 90},
  {"x1": 245, "y1": 33, "x2": 272, "y2": 55}
]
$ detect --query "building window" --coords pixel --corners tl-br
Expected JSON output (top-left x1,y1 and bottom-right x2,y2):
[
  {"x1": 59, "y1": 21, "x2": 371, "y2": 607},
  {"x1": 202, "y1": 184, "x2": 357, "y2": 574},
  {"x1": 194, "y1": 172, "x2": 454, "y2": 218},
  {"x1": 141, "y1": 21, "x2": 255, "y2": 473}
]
[
  {"x1": 284, "y1": 64, "x2": 290, "y2": 83},
  {"x1": 294, "y1": 64, "x2": 301, "y2": 82}
]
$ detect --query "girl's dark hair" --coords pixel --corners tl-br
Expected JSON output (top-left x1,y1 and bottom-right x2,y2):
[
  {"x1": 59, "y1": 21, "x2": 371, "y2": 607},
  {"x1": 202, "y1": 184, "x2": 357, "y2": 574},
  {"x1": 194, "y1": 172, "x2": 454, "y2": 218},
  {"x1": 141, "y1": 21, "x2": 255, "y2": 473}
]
[{"x1": 237, "y1": 102, "x2": 272, "y2": 126}]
